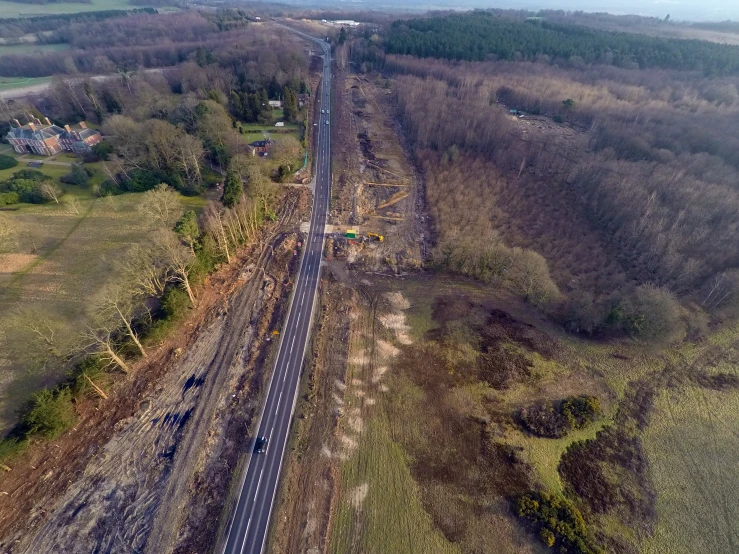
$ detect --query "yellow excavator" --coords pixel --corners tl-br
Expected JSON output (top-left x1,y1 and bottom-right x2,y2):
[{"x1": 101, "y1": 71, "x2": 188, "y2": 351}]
[{"x1": 367, "y1": 232, "x2": 384, "y2": 242}]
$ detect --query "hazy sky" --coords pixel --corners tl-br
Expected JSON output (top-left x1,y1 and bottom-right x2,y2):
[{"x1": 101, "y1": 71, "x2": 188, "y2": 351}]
[{"x1": 513, "y1": 0, "x2": 739, "y2": 21}]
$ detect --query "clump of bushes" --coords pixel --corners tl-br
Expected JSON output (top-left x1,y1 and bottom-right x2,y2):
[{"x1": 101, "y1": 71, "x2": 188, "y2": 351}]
[
  {"x1": 60, "y1": 163, "x2": 92, "y2": 187},
  {"x1": 437, "y1": 240, "x2": 560, "y2": 307},
  {"x1": 0, "y1": 168, "x2": 56, "y2": 204},
  {"x1": 515, "y1": 491, "x2": 601, "y2": 553},
  {"x1": 0, "y1": 154, "x2": 18, "y2": 170},
  {"x1": 563, "y1": 284, "x2": 683, "y2": 341},
  {"x1": 558, "y1": 425, "x2": 656, "y2": 527},
  {"x1": 519, "y1": 395, "x2": 601, "y2": 438},
  {"x1": 21, "y1": 387, "x2": 77, "y2": 439}
]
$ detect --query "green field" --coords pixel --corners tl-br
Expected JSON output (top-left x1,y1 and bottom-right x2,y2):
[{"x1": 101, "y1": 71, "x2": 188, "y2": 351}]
[
  {"x1": 0, "y1": 75, "x2": 52, "y2": 89},
  {"x1": 0, "y1": 0, "x2": 135, "y2": 18},
  {"x1": 643, "y1": 385, "x2": 739, "y2": 554},
  {"x1": 0, "y1": 43, "x2": 70, "y2": 56}
]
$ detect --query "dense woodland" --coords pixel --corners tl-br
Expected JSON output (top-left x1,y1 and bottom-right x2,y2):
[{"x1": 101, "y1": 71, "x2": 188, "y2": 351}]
[
  {"x1": 367, "y1": 13, "x2": 739, "y2": 340},
  {"x1": 386, "y1": 12, "x2": 739, "y2": 75}
]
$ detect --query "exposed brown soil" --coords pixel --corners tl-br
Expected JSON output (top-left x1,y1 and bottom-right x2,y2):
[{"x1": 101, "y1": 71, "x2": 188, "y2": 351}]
[
  {"x1": 332, "y1": 61, "x2": 428, "y2": 270},
  {"x1": 0, "y1": 188, "x2": 311, "y2": 554}
]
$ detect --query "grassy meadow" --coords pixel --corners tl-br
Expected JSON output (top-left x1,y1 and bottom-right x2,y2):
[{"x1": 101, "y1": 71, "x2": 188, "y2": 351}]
[
  {"x1": 0, "y1": 76, "x2": 52, "y2": 90},
  {"x1": 0, "y1": 0, "x2": 135, "y2": 18},
  {"x1": 643, "y1": 385, "x2": 739, "y2": 554},
  {"x1": 0, "y1": 43, "x2": 70, "y2": 56}
]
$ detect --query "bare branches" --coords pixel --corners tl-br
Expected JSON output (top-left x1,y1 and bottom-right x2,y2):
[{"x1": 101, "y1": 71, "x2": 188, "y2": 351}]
[
  {"x1": 153, "y1": 228, "x2": 197, "y2": 306},
  {"x1": 80, "y1": 327, "x2": 131, "y2": 374},
  {"x1": 137, "y1": 183, "x2": 183, "y2": 229},
  {"x1": 91, "y1": 283, "x2": 149, "y2": 359},
  {"x1": 119, "y1": 243, "x2": 172, "y2": 298},
  {"x1": 39, "y1": 182, "x2": 62, "y2": 204}
]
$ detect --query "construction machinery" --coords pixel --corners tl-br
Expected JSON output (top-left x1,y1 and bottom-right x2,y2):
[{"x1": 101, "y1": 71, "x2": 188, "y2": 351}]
[{"x1": 367, "y1": 232, "x2": 384, "y2": 242}]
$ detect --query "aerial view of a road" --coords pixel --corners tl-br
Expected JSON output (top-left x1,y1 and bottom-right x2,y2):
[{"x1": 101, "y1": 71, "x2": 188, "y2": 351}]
[{"x1": 220, "y1": 29, "x2": 332, "y2": 554}]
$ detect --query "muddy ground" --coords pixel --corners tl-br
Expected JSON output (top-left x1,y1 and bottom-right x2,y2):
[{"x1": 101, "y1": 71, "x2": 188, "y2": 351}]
[
  {"x1": 0, "y1": 188, "x2": 310, "y2": 554},
  {"x1": 330, "y1": 63, "x2": 429, "y2": 272}
]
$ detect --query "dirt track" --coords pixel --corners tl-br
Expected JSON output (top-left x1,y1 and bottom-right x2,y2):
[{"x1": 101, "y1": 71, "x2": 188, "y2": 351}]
[{"x1": 0, "y1": 189, "x2": 309, "y2": 554}]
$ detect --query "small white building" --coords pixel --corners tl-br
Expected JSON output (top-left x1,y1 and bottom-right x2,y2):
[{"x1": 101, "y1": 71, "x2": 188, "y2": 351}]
[
  {"x1": 275, "y1": 122, "x2": 285, "y2": 127},
  {"x1": 268, "y1": 100, "x2": 283, "y2": 108},
  {"x1": 332, "y1": 20, "x2": 361, "y2": 27}
]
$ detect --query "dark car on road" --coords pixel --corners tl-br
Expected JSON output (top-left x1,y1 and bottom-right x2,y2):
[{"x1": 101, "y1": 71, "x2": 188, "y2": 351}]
[{"x1": 254, "y1": 436, "x2": 268, "y2": 453}]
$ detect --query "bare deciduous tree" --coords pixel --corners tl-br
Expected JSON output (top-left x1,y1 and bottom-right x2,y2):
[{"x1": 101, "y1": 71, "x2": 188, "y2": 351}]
[
  {"x1": 80, "y1": 326, "x2": 131, "y2": 374},
  {"x1": 138, "y1": 183, "x2": 182, "y2": 228},
  {"x1": 204, "y1": 204, "x2": 232, "y2": 264},
  {"x1": 119, "y1": 243, "x2": 172, "y2": 298},
  {"x1": 40, "y1": 182, "x2": 62, "y2": 204},
  {"x1": 92, "y1": 284, "x2": 149, "y2": 358},
  {"x1": 154, "y1": 228, "x2": 197, "y2": 306}
]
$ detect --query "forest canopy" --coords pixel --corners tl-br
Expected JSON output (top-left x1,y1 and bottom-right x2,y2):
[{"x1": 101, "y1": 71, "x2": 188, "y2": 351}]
[{"x1": 386, "y1": 12, "x2": 739, "y2": 75}]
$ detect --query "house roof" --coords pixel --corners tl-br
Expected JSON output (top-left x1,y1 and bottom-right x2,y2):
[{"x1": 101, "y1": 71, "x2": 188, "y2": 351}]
[
  {"x1": 249, "y1": 140, "x2": 272, "y2": 148},
  {"x1": 78, "y1": 128, "x2": 98, "y2": 140},
  {"x1": 8, "y1": 124, "x2": 65, "y2": 142},
  {"x1": 6, "y1": 123, "x2": 100, "y2": 143}
]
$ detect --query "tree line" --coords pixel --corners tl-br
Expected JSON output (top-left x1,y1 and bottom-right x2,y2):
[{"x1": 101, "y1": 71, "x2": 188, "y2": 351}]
[
  {"x1": 0, "y1": 8, "x2": 156, "y2": 39},
  {"x1": 385, "y1": 12, "x2": 739, "y2": 76},
  {"x1": 0, "y1": 10, "x2": 256, "y2": 77}
]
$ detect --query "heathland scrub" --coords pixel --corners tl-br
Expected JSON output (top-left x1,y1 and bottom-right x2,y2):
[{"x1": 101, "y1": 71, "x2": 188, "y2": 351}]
[{"x1": 325, "y1": 274, "x2": 739, "y2": 554}]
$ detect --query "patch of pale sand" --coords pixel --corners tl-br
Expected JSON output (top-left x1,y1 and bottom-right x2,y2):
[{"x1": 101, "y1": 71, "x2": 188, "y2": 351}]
[
  {"x1": 347, "y1": 415, "x2": 363, "y2": 433},
  {"x1": 332, "y1": 393, "x2": 344, "y2": 405},
  {"x1": 334, "y1": 379, "x2": 347, "y2": 391},
  {"x1": 376, "y1": 339, "x2": 400, "y2": 359},
  {"x1": 0, "y1": 253, "x2": 37, "y2": 273},
  {"x1": 351, "y1": 378, "x2": 364, "y2": 386},
  {"x1": 379, "y1": 384, "x2": 389, "y2": 392},
  {"x1": 350, "y1": 483, "x2": 369, "y2": 508},
  {"x1": 373, "y1": 365, "x2": 388, "y2": 383},
  {"x1": 339, "y1": 434, "x2": 357, "y2": 450},
  {"x1": 349, "y1": 407, "x2": 361, "y2": 416},
  {"x1": 348, "y1": 349, "x2": 366, "y2": 364},
  {"x1": 365, "y1": 397, "x2": 376, "y2": 406},
  {"x1": 354, "y1": 388, "x2": 366, "y2": 398},
  {"x1": 321, "y1": 445, "x2": 333, "y2": 458},
  {"x1": 385, "y1": 291, "x2": 410, "y2": 311},
  {"x1": 397, "y1": 331, "x2": 413, "y2": 345},
  {"x1": 378, "y1": 312, "x2": 409, "y2": 331}
]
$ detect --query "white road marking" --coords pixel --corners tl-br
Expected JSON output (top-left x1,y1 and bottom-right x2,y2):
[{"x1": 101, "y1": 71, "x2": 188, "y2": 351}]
[{"x1": 256, "y1": 467, "x2": 264, "y2": 495}]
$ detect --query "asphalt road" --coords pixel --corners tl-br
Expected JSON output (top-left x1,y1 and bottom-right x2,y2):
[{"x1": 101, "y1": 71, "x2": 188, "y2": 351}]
[{"x1": 220, "y1": 32, "x2": 332, "y2": 554}]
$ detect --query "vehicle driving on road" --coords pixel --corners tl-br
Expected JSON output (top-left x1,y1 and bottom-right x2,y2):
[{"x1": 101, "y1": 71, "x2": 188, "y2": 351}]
[{"x1": 254, "y1": 436, "x2": 268, "y2": 453}]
